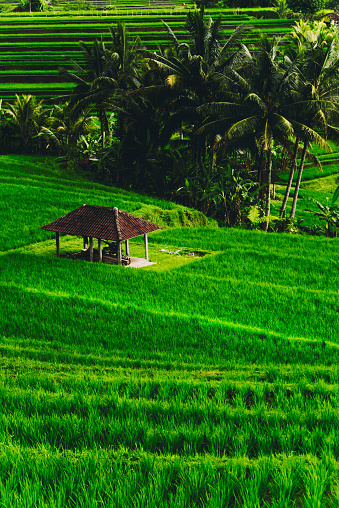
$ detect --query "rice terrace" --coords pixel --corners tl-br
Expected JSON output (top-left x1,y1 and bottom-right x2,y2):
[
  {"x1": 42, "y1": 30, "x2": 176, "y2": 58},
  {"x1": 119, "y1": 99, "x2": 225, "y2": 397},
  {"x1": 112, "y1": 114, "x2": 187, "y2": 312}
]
[{"x1": 2, "y1": 0, "x2": 339, "y2": 505}]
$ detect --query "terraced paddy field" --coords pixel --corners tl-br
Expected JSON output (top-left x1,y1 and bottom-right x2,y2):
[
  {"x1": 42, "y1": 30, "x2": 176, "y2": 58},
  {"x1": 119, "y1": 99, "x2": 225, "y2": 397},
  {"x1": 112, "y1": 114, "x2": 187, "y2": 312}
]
[
  {"x1": 1, "y1": 155, "x2": 339, "y2": 506},
  {"x1": 1, "y1": 0, "x2": 189, "y2": 11},
  {"x1": 0, "y1": 9, "x2": 295, "y2": 99}
]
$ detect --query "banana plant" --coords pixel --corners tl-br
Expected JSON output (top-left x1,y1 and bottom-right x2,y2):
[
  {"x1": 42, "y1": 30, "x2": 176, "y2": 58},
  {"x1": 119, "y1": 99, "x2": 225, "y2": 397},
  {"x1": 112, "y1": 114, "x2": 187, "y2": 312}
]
[
  {"x1": 304, "y1": 197, "x2": 339, "y2": 237},
  {"x1": 179, "y1": 164, "x2": 257, "y2": 225}
]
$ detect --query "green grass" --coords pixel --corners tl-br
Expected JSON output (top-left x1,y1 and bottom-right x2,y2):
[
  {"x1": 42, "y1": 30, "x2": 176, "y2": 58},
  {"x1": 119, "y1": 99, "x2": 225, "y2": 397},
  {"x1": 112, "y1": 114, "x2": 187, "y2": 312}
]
[
  {"x1": 0, "y1": 155, "x2": 213, "y2": 251},
  {"x1": 278, "y1": 162, "x2": 339, "y2": 183},
  {"x1": 1, "y1": 155, "x2": 339, "y2": 506},
  {"x1": 275, "y1": 150, "x2": 339, "y2": 228},
  {"x1": 279, "y1": 140, "x2": 339, "y2": 183}
]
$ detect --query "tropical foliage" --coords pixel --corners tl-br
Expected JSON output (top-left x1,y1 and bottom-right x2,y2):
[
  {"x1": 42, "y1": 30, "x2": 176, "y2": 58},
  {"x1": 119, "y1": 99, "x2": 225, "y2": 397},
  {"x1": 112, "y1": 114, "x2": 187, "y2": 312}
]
[{"x1": 1, "y1": 16, "x2": 339, "y2": 231}]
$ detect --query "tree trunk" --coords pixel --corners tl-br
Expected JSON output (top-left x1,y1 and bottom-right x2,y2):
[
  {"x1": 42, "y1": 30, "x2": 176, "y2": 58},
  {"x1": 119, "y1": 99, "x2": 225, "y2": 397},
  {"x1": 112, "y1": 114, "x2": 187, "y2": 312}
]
[
  {"x1": 280, "y1": 136, "x2": 299, "y2": 218},
  {"x1": 257, "y1": 149, "x2": 265, "y2": 210},
  {"x1": 263, "y1": 149, "x2": 272, "y2": 232},
  {"x1": 98, "y1": 108, "x2": 106, "y2": 149},
  {"x1": 223, "y1": 196, "x2": 230, "y2": 225},
  {"x1": 290, "y1": 140, "x2": 308, "y2": 218}
]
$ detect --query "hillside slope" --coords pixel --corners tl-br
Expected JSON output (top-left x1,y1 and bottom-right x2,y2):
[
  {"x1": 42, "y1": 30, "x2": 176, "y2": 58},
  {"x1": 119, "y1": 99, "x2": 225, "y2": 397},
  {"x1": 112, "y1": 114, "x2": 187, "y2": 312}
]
[{"x1": 1, "y1": 156, "x2": 339, "y2": 506}]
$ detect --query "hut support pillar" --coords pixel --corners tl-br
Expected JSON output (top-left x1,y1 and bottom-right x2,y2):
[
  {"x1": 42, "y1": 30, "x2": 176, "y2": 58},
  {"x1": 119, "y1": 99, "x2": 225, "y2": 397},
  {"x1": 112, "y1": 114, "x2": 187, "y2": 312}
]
[
  {"x1": 125, "y1": 239, "x2": 129, "y2": 256},
  {"x1": 83, "y1": 236, "x2": 88, "y2": 249},
  {"x1": 117, "y1": 241, "x2": 122, "y2": 265},
  {"x1": 98, "y1": 238, "x2": 102, "y2": 263},
  {"x1": 89, "y1": 237, "x2": 93, "y2": 262},
  {"x1": 56, "y1": 232, "x2": 60, "y2": 256},
  {"x1": 144, "y1": 234, "x2": 148, "y2": 261}
]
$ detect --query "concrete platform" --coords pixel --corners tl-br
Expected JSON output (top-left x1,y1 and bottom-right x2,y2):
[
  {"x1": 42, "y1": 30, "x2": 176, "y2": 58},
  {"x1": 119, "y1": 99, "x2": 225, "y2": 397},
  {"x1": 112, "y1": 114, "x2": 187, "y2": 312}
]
[{"x1": 128, "y1": 257, "x2": 156, "y2": 268}]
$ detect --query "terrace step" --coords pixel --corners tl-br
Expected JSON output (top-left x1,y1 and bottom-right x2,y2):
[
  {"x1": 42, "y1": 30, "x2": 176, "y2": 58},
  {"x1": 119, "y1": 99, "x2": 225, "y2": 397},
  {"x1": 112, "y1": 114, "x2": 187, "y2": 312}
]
[{"x1": 0, "y1": 11, "x2": 295, "y2": 98}]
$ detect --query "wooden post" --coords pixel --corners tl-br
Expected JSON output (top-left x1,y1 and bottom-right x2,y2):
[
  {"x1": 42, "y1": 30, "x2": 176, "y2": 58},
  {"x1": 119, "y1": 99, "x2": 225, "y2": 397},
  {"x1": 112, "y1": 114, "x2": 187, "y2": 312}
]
[
  {"x1": 89, "y1": 237, "x2": 93, "y2": 262},
  {"x1": 144, "y1": 233, "x2": 148, "y2": 261},
  {"x1": 56, "y1": 232, "x2": 60, "y2": 256},
  {"x1": 125, "y1": 239, "x2": 129, "y2": 256},
  {"x1": 98, "y1": 238, "x2": 102, "y2": 263},
  {"x1": 83, "y1": 236, "x2": 88, "y2": 249},
  {"x1": 117, "y1": 241, "x2": 122, "y2": 265}
]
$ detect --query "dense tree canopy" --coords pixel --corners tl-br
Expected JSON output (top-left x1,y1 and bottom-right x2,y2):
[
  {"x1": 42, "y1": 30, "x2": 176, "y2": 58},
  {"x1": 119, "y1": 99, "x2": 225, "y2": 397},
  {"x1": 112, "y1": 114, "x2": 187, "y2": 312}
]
[{"x1": 1, "y1": 16, "x2": 339, "y2": 232}]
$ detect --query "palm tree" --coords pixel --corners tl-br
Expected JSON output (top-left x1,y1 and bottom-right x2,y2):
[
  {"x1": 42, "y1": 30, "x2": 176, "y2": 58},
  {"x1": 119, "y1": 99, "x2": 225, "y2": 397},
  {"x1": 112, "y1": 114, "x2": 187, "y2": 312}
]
[
  {"x1": 108, "y1": 89, "x2": 174, "y2": 193},
  {"x1": 144, "y1": 16, "x2": 251, "y2": 174},
  {"x1": 197, "y1": 36, "x2": 299, "y2": 230},
  {"x1": 108, "y1": 22, "x2": 142, "y2": 90},
  {"x1": 59, "y1": 39, "x2": 117, "y2": 149},
  {"x1": 286, "y1": 21, "x2": 339, "y2": 218},
  {"x1": 59, "y1": 22, "x2": 141, "y2": 149},
  {"x1": 38, "y1": 103, "x2": 95, "y2": 161},
  {"x1": 5, "y1": 94, "x2": 50, "y2": 153},
  {"x1": 146, "y1": 16, "x2": 250, "y2": 104},
  {"x1": 197, "y1": 34, "x2": 333, "y2": 229}
]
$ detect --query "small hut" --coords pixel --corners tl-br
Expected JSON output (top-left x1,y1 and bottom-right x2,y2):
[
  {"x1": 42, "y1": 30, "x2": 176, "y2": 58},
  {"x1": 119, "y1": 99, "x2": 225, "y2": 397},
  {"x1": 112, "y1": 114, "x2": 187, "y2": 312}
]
[{"x1": 41, "y1": 205, "x2": 162, "y2": 265}]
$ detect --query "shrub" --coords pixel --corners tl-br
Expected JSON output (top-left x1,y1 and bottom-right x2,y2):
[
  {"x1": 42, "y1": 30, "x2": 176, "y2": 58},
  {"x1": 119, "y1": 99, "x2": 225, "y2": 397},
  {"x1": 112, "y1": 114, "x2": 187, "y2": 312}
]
[
  {"x1": 217, "y1": 0, "x2": 273, "y2": 8},
  {"x1": 288, "y1": 0, "x2": 324, "y2": 14},
  {"x1": 14, "y1": 0, "x2": 45, "y2": 12}
]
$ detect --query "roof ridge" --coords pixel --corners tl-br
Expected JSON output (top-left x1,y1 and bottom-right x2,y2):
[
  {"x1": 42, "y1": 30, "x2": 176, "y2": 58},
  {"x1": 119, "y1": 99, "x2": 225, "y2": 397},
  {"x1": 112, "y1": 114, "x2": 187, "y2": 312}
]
[
  {"x1": 114, "y1": 207, "x2": 122, "y2": 241},
  {"x1": 41, "y1": 204, "x2": 162, "y2": 241}
]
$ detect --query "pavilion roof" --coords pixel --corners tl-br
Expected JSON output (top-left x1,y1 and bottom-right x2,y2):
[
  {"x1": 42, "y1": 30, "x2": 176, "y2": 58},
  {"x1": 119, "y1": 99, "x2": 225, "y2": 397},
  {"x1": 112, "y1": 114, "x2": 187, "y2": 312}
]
[{"x1": 41, "y1": 205, "x2": 162, "y2": 241}]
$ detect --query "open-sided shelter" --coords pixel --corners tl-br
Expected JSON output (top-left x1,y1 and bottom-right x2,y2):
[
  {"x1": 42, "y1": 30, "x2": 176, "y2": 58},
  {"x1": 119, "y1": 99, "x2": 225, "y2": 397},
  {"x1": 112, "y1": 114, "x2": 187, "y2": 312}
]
[{"x1": 41, "y1": 205, "x2": 162, "y2": 265}]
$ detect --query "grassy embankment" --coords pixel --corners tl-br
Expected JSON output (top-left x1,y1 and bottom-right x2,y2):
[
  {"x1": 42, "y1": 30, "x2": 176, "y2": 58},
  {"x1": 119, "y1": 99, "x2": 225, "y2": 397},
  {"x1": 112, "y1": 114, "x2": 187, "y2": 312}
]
[{"x1": 1, "y1": 155, "x2": 339, "y2": 506}]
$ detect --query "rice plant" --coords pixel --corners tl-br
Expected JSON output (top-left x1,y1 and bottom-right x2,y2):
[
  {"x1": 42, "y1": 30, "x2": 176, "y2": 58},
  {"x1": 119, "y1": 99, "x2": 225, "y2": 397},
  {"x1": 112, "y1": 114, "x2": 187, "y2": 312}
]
[{"x1": 1, "y1": 155, "x2": 339, "y2": 506}]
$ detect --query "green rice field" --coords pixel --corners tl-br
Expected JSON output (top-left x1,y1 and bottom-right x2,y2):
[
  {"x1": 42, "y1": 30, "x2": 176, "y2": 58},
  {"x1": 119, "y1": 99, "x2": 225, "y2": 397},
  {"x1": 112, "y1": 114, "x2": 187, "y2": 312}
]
[
  {"x1": 0, "y1": 7, "x2": 296, "y2": 99},
  {"x1": 278, "y1": 141, "x2": 339, "y2": 184},
  {"x1": 1, "y1": 155, "x2": 339, "y2": 506}
]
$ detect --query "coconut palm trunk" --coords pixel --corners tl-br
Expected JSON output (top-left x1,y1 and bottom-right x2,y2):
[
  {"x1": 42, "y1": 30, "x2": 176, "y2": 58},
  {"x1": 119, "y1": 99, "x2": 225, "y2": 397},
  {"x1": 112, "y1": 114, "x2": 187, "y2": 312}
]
[
  {"x1": 263, "y1": 148, "x2": 272, "y2": 232},
  {"x1": 279, "y1": 136, "x2": 299, "y2": 217},
  {"x1": 98, "y1": 107, "x2": 106, "y2": 149},
  {"x1": 290, "y1": 140, "x2": 308, "y2": 218}
]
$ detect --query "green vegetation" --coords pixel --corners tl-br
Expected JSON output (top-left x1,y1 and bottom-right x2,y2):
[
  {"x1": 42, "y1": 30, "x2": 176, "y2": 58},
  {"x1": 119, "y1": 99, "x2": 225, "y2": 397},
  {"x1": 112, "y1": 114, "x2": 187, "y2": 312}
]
[
  {"x1": 2, "y1": 13, "x2": 338, "y2": 231},
  {"x1": 0, "y1": 155, "x2": 214, "y2": 251},
  {"x1": 1, "y1": 155, "x2": 339, "y2": 506},
  {"x1": 288, "y1": 0, "x2": 324, "y2": 14},
  {"x1": 0, "y1": 9, "x2": 296, "y2": 100},
  {"x1": 2, "y1": 0, "x2": 339, "y2": 504}
]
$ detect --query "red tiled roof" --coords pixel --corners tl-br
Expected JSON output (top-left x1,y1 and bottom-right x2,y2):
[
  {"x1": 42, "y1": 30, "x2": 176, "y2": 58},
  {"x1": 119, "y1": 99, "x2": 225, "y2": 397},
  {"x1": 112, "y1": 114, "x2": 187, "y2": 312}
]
[{"x1": 41, "y1": 205, "x2": 162, "y2": 241}]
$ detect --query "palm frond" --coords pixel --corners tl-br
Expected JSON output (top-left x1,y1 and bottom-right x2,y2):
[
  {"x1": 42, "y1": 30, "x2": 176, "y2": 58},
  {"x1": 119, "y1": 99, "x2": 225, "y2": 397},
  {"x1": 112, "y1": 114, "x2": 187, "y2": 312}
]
[
  {"x1": 38, "y1": 126, "x2": 62, "y2": 147},
  {"x1": 197, "y1": 101, "x2": 246, "y2": 116},
  {"x1": 292, "y1": 120, "x2": 332, "y2": 151},
  {"x1": 272, "y1": 113, "x2": 294, "y2": 137},
  {"x1": 59, "y1": 68, "x2": 89, "y2": 87},
  {"x1": 162, "y1": 21, "x2": 181, "y2": 51},
  {"x1": 144, "y1": 52, "x2": 190, "y2": 78},
  {"x1": 326, "y1": 124, "x2": 339, "y2": 144},
  {"x1": 305, "y1": 150, "x2": 322, "y2": 169},
  {"x1": 196, "y1": 117, "x2": 234, "y2": 136},
  {"x1": 244, "y1": 93, "x2": 267, "y2": 114},
  {"x1": 214, "y1": 115, "x2": 260, "y2": 150}
]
